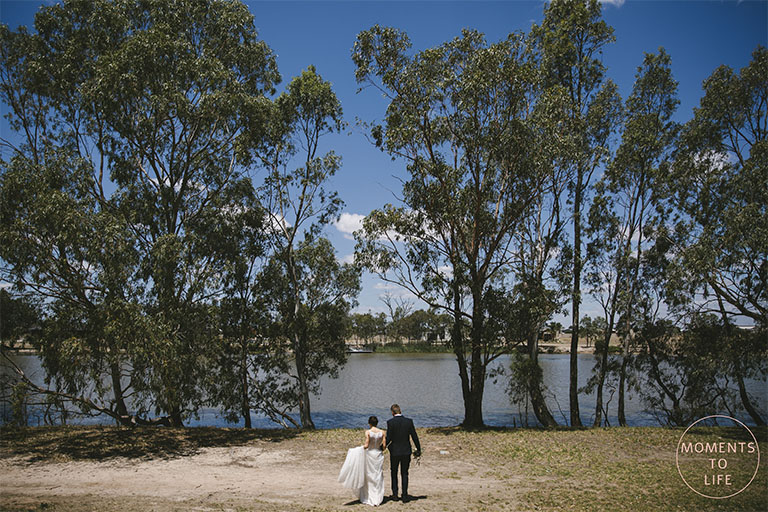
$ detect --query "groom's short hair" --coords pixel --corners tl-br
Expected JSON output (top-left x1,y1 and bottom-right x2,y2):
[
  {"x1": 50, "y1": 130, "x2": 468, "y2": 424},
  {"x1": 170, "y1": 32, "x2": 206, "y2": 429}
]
[{"x1": 391, "y1": 404, "x2": 401, "y2": 415}]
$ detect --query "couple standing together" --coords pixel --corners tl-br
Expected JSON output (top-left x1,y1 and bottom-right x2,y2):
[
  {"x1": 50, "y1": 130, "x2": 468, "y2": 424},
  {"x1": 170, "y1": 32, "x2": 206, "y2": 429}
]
[{"x1": 338, "y1": 404, "x2": 422, "y2": 506}]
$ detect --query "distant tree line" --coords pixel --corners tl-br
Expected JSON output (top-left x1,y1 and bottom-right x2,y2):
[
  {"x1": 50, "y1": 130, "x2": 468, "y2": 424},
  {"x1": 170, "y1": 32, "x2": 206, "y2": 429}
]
[
  {"x1": 349, "y1": 306, "x2": 452, "y2": 346},
  {"x1": 1, "y1": 0, "x2": 765, "y2": 429}
]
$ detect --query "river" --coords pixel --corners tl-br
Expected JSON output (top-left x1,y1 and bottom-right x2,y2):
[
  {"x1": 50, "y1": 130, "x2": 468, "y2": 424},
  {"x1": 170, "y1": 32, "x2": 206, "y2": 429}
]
[{"x1": 2, "y1": 352, "x2": 765, "y2": 428}]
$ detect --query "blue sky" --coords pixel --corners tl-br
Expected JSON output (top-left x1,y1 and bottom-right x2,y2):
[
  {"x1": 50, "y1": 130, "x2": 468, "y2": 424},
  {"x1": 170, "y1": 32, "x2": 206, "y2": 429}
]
[{"x1": 1, "y1": 0, "x2": 766, "y2": 323}]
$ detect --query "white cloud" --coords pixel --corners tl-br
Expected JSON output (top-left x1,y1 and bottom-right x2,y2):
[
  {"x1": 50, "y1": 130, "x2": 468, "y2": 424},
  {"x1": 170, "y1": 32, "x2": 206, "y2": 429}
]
[
  {"x1": 694, "y1": 150, "x2": 734, "y2": 174},
  {"x1": 599, "y1": 0, "x2": 625, "y2": 7},
  {"x1": 339, "y1": 253, "x2": 355, "y2": 265},
  {"x1": 335, "y1": 212, "x2": 365, "y2": 240},
  {"x1": 374, "y1": 282, "x2": 400, "y2": 291},
  {"x1": 267, "y1": 212, "x2": 291, "y2": 236},
  {"x1": 0, "y1": 282, "x2": 12, "y2": 290}
]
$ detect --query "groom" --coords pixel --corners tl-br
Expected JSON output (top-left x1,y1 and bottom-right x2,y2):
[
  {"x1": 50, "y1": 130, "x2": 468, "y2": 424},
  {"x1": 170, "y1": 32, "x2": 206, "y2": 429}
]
[{"x1": 386, "y1": 404, "x2": 421, "y2": 502}]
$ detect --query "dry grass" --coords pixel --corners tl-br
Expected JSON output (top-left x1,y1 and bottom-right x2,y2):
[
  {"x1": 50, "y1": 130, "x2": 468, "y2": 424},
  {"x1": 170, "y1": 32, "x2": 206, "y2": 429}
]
[{"x1": 1, "y1": 425, "x2": 766, "y2": 511}]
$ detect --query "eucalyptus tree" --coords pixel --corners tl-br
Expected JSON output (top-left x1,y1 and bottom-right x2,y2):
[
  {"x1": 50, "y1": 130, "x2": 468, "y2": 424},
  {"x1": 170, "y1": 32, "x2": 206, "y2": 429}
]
[
  {"x1": 665, "y1": 46, "x2": 767, "y2": 425},
  {"x1": 508, "y1": 84, "x2": 577, "y2": 427},
  {"x1": 353, "y1": 27, "x2": 547, "y2": 427},
  {"x1": 0, "y1": 0, "x2": 279, "y2": 426},
  {"x1": 1, "y1": 9, "x2": 148, "y2": 424},
  {"x1": 257, "y1": 67, "x2": 360, "y2": 429},
  {"x1": 585, "y1": 49, "x2": 679, "y2": 426},
  {"x1": 0, "y1": 150, "x2": 148, "y2": 424},
  {"x1": 532, "y1": 0, "x2": 618, "y2": 426},
  {"x1": 201, "y1": 192, "x2": 299, "y2": 429}
]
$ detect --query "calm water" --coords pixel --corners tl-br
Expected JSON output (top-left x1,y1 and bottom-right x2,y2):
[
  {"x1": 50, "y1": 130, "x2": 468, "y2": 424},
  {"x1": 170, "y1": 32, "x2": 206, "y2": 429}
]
[{"x1": 2, "y1": 353, "x2": 765, "y2": 428}]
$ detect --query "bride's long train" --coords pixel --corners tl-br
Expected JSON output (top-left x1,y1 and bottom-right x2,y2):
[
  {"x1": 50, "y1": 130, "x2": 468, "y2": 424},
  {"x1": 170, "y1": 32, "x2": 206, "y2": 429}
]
[{"x1": 338, "y1": 445, "x2": 385, "y2": 506}]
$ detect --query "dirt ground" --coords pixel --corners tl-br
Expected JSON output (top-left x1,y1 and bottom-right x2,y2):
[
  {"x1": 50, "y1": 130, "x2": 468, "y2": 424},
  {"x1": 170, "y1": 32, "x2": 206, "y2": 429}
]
[
  {"x1": 3, "y1": 425, "x2": 765, "y2": 512},
  {"x1": 0, "y1": 427, "x2": 525, "y2": 512}
]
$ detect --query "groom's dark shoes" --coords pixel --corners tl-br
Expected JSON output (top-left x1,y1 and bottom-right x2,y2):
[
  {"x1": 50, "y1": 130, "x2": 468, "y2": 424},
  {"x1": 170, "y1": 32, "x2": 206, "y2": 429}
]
[{"x1": 388, "y1": 494, "x2": 400, "y2": 502}]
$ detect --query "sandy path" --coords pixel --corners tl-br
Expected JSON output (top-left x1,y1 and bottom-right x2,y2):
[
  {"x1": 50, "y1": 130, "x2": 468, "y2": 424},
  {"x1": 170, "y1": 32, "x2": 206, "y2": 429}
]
[{"x1": 1, "y1": 440, "x2": 517, "y2": 511}]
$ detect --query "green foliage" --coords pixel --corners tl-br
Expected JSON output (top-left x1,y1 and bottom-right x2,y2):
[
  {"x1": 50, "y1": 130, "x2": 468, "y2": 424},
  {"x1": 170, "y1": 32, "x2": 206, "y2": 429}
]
[
  {"x1": 633, "y1": 316, "x2": 766, "y2": 426},
  {"x1": 507, "y1": 352, "x2": 545, "y2": 418},
  {"x1": 666, "y1": 46, "x2": 768, "y2": 326},
  {"x1": 0, "y1": 0, "x2": 279, "y2": 426},
  {"x1": 0, "y1": 289, "x2": 40, "y2": 343},
  {"x1": 579, "y1": 315, "x2": 606, "y2": 348},
  {"x1": 349, "y1": 312, "x2": 387, "y2": 343},
  {"x1": 532, "y1": 0, "x2": 620, "y2": 427},
  {"x1": 257, "y1": 65, "x2": 359, "y2": 429},
  {"x1": 583, "y1": 47, "x2": 680, "y2": 426},
  {"x1": 353, "y1": 25, "x2": 550, "y2": 427}
]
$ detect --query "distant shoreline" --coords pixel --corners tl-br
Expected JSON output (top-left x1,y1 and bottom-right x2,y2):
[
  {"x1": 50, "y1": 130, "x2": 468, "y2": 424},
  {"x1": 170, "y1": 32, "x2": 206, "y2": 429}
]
[{"x1": 4, "y1": 344, "x2": 608, "y2": 356}]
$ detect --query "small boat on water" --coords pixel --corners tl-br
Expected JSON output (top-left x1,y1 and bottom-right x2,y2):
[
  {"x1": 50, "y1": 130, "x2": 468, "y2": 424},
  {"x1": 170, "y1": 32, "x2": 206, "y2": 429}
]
[{"x1": 347, "y1": 346, "x2": 374, "y2": 353}]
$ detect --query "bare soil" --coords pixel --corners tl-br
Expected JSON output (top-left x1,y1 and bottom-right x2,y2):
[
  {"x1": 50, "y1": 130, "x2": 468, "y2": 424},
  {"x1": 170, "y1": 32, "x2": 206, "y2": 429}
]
[
  {"x1": 1, "y1": 425, "x2": 766, "y2": 512},
  {"x1": 0, "y1": 427, "x2": 524, "y2": 512}
]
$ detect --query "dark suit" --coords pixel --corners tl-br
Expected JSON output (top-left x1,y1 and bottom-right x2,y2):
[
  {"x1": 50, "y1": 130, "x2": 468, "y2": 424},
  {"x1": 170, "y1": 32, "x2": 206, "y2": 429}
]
[{"x1": 386, "y1": 414, "x2": 421, "y2": 497}]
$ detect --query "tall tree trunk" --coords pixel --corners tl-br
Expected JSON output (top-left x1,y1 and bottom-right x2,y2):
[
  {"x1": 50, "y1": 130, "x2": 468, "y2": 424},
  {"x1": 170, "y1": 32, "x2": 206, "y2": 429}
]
[
  {"x1": 594, "y1": 293, "x2": 619, "y2": 427},
  {"x1": 463, "y1": 375, "x2": 485, "y2": 428},
  {"x1": 241, "y1": 338, "x2": 251, "y2": 429},
  {"x1": 451, "y1": 281, "x2": 473, "y2": 427},
  {"x1": 287, "y1": 245, "x2": 314, "y2": 429},
  {"x1": 454, "y1": 330, "x2": 472, "y2": 425},
  {"x1": 592, "y1": 325, "x2": 612, "y2": 428},
  {"x1": 169, "y1": 406, "x2": 184, "y2": 427},
  {"x1": 294, "y1": 337, "x2": 315, "y2": 429},
  {"x1": 462, "y1": 283, "x2": 485, "y2": 428},
  {"x1": 570, "y1": 166, "x2": 584, "y2": 427},
  {"x1": 465, "y1": 348, "x2": 485, "y2": 428},
  {"x1": 109, "y1": 359, "x2": 129, "y2": 420},
  {"x1": 617, "y1": 344, "x2": 629, "y2": 426},
  {"x1": 528, "y1": 330, "x2": 558, "y2": 427},
  {"x1": 619, "y1": 192, "x2": 646, "y2": 427}
]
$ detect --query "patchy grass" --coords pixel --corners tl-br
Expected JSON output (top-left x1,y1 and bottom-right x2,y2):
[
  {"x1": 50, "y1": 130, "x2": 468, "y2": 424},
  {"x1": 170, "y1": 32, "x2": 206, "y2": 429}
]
[{"x1": 1, "y1": 425, "x2": 766, "y2": 511}]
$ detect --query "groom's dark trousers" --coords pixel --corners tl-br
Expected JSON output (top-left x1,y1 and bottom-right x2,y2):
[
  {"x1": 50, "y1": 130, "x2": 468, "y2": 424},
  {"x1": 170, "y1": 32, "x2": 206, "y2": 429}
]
[
  {"x1": 390, "y1": 453, "x2": 410, "y2": 497},
  {"x1": 386, "y1": 414, "x2": 421, "y2": 497}
]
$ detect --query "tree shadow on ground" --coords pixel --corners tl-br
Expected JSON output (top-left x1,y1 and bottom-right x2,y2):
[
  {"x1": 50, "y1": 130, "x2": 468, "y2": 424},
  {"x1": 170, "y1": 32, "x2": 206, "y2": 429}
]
[
  {"x1": 424, "y1": 425, "x2": 531, "y2": 436},
  {"x1": 683, "y1": 425, "x2": 768, "y2": 443},
  {"x1": 424, "y1": 424, "x2": 768, "y2": 442},
  {"x1": 0, "y1": 426, "x2": 299, "y2": 462}
]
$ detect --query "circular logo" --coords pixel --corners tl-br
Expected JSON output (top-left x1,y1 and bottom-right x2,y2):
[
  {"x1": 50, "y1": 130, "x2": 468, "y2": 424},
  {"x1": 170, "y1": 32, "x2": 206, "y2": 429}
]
[{"x1": 676, "y1": 415, "x2": 760, "y2": 499}]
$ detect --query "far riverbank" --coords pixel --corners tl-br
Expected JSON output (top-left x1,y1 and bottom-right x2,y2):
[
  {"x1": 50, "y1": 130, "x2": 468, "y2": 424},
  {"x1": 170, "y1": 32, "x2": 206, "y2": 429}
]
[{"x1": 347, "y1": 334, "x2": 616, "y2": 354}]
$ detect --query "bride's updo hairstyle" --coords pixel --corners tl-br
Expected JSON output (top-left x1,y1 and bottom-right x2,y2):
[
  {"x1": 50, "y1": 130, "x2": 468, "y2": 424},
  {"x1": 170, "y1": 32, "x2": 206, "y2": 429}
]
[{"x1": 368, "y1": 416, "x2": 378, "y2": 427}]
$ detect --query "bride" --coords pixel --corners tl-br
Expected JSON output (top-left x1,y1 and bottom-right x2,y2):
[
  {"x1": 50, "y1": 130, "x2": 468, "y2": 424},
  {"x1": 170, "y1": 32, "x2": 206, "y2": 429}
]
[{"x1": 338, "y1": 416, "x2": 386, "y2": 506}]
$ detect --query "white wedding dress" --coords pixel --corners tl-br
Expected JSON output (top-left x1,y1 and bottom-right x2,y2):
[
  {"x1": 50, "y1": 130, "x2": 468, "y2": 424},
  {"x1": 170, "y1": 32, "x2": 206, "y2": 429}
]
[{"x1": 338, "y1": 429, "x2": 385, "y2": 506}]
